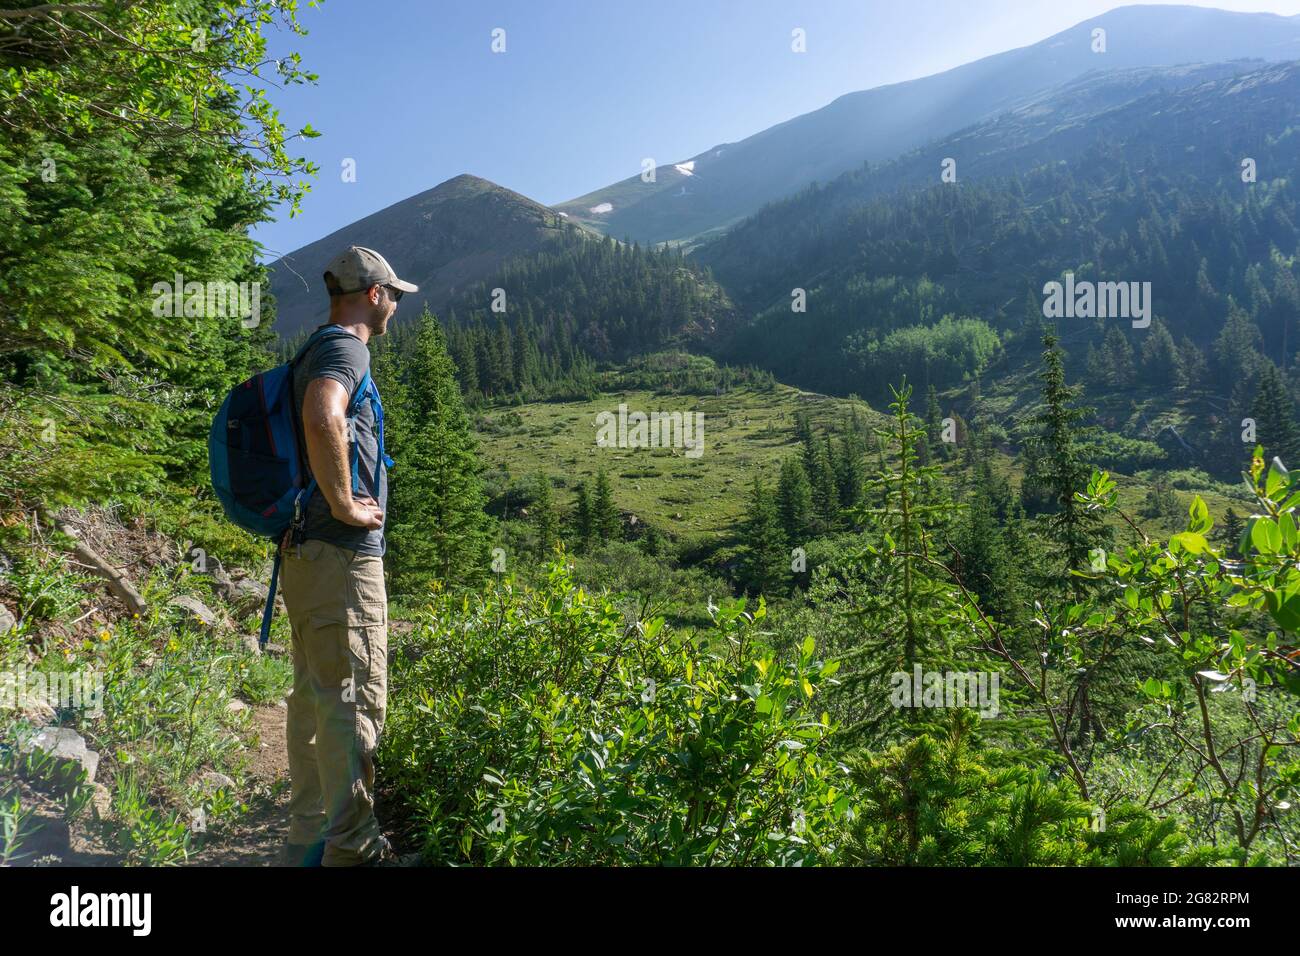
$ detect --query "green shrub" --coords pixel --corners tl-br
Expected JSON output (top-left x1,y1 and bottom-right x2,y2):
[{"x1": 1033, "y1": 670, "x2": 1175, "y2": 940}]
[{"x1": 381, "y1": 559, "x2": 850, "y2": 865}]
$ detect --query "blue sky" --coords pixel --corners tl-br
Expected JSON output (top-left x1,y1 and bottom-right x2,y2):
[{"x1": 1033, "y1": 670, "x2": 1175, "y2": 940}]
[{"x1": 253, "y1": 0, "x2": 1300, "y2": 259}]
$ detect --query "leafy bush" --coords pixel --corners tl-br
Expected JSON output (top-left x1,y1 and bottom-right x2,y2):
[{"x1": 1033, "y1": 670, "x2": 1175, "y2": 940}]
[
  {"x1": 381, "y1": 560, "x2": 850, "y2": 865},
  {"x1": 1088, "y1": 430, "x2": 1167, "y2": 474}
]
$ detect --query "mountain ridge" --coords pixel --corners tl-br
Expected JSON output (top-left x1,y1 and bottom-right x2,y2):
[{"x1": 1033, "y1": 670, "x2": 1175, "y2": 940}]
[
  {"x1": 267, "y1": 173, "x2": 583, "y2": 338},
  {"x1": 555, "y1": 4, "x2": 1300, "y2": 246}
]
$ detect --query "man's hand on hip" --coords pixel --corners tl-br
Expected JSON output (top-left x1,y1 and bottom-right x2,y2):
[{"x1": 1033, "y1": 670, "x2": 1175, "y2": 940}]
[{"x1": 332, "y1": 495, "x2": 384, "y2": 530}]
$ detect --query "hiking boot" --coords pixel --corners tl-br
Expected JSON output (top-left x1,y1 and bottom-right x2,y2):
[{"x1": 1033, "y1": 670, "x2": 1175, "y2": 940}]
[
  {"x1": 360, "y1": 835, "x2": 421, "y2": 867},
  {"x1": 280, "y1": 840, "x2": 326, "y2": 867}
]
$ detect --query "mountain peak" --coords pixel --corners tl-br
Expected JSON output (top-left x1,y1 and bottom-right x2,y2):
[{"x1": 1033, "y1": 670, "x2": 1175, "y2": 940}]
[{"x1": 267, "y1": 174, "x2": 574, "y2": 337}]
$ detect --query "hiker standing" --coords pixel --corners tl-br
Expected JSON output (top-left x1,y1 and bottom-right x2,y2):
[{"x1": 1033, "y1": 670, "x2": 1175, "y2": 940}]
[{"x1": 279, "y1": 246, "x2": 416, "y2": 866}]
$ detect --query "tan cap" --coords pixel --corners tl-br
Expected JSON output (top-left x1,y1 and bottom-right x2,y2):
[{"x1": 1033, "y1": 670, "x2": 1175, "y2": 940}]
[{"x1": 323, "y1": 245, "x2": 419, "y2": 295}]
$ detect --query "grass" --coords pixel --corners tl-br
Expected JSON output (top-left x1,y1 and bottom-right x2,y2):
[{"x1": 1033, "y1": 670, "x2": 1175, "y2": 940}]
[
  {"x1": 475, "y1": 383, "x2": 889, "y2": 543},
  {"x1": 477, "y1": 368, "x2": 1257, "y2": 557}
]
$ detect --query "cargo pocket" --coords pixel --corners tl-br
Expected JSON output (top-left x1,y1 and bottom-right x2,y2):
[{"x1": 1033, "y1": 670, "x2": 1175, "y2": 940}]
[
  {"x1": 305, "y1": 613, "x2": 354, "y2": 692},
  {"x1": 350, "y1": 620, "x2": 388, "y2": 748}
]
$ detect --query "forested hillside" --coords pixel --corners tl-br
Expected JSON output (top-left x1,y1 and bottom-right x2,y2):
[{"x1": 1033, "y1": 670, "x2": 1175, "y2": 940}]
[{"x1": 694, "y1": 60, "x2": 1300, "y2": 482}]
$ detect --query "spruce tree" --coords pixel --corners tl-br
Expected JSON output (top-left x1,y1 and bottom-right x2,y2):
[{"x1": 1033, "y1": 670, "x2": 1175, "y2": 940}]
[
  {"x1": 954, "y1": 491, "x2": 1022, "y2": 626},
  {"x1": 1099, "y1": 326, "x2": 1136, "y2": 389},
  {"x1": 836, "y1": 431, "x2": 866, "y2": 508},
  {"x1": 1250, "y1": 362, "x2": 1300, "y2": 467},
  {"x1": 593, "y1": 467, "x2": 620, "y2": 544},
  {"x1": 742, "y1": 476, "x2": 789, "y2": 597},
  {"x1": 572, "y1": 480, "x2": 594, "y2": 551},
  {"x1": 810, "y1": 440, "x2": 840, "y2": 531},
  {"x1": 532, "y1": 472, "x2": 559, "y2": 558},
  {"x1": 1140, "y1": 320, "x2": 1183, "y2": 387},
  {"x1": 835, "y1": 384, "x2": 967, "y2": 744},
  {"x1": 925, "y1": 385, "x2": 946, "y2": 459},
  {"x1": 1023, "y1": 332, "x2": 1103, "y2": 581},
  {"x1": 776, "y1": 456, "x2": 815, "y2": 546},
  {"x1": 385, "y1": 306, "x2": 495, "y2": 594},
  {"x1": 640, "y1": 522, "x2": 665, "y2": 558},
  {"x1": 1023, "y1": 332, "x2": 1109, "y2": 742}
]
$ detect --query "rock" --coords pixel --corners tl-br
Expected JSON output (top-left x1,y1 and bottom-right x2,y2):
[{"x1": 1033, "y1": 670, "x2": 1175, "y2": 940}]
[
  {"x1": 19, "y1": 692, "x2": 56, "y2": 726},
  {"x1": 263, "y1": 641, "x2": 287, "y2": 657},
  {"x1": 22, "y1": 726, "x2": 100, "y2": 792},
  {"x1": 91, "y1": 783, "x2": 113, "y2": 820},
  {"x1": 225, "y1": 699, "x2": 249, "y2": 714},
  {"x1": 211, "y1": 564, "x2": 235, "y2": 596},
  {"x1": 227, "y1": 576, "x2": 270, "y2": 616},
  {"x1": 197, "y1": 771, "x2": 236, "y2": 794},
  {"x1": 169, "y1": 595, "x2": 218, "y2": 627},
  {"x1": 0, "y1": 603, "x2": 16, "y2": 635}
]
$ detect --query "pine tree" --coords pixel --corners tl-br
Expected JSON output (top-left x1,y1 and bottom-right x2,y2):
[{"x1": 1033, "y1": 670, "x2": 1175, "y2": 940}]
[
  {"x1": 1140, "y1": 320, "x2": 1183, "y2": 387},
  {"x1": 775, "y1": 456, "x2": 815, "y2": 546},
  {"x1": 593, "y1": 467, "x2": 620, "y2": 544},
  {"x1": 385, "y1": 306, "x2": 495, "y2": 594},
  {"x1": 640, "y1": 522, "x2": 665, "y2": 558},
  {"x1": 925, "y1": 385, "x2": 946, "y2": 459},
  {"x1": 1022, "y1": 332, "x2": 1103, "y2": 580},
  {"x1": 834, "y1": 384, "x2": 968, "y2": 744},
  {"x1": 532, "y1": 472, "x2": 559, "y2": 558},
  {"x1": 810, "y1": 439, "x2": 840, "y2": 531},
  {"x1": 1024, "y1": 332, "x2": 1111, "y2": 743},
  {"x1": 836, "y1": 431, "x2": 866, "y2": 508},
  {"x1": 1250, "y1": 362, "x2": 1300, "y2": 466},
  {"x1": 742, "y1": 475, "x2": 789, "y2": 596}
]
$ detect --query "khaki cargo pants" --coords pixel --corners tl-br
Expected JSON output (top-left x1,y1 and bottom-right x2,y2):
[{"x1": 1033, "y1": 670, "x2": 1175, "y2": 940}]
[{"x1": 279, "y1": 538, "x2": 388, "y2": 866}]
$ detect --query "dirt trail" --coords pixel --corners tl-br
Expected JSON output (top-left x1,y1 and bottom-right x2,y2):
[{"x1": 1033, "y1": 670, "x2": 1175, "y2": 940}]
[{"x1": 187, "y1": 703, "x2": 290, "y2": 867}]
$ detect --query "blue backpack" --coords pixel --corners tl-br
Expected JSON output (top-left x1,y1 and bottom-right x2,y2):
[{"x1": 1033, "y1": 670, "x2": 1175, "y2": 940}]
[{"x1": 208, "y1": 325, "x2": 392, "y2": 646}]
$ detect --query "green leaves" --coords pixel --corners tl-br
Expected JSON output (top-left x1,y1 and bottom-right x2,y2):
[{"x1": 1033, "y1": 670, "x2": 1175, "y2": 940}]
[
  {"x1": 1187, "y1": 495, "x2": 1212, "y2": 535},
  {"x1": 1171, "y1": 532, "x2": 1208, "y2": 555},
  {"x1": 380, "y1": 559, "x2": 847, "y2": 866},
  {"x1": 1250, "y1": 516, "x2": 1282, "y2": 555}
]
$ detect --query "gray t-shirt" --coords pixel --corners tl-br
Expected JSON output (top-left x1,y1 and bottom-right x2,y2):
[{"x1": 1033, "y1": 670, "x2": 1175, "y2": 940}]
[{"x1": 292, "y1": 326, "x2": 387, "y2": 556}]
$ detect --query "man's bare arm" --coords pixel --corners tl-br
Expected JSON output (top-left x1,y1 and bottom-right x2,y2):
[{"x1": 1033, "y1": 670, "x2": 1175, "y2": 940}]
[{"x1": 302, "y1": 377, "x2": 383, "y2": 530}]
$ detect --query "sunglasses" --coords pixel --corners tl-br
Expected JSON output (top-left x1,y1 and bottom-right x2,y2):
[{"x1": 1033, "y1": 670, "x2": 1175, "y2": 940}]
[{"x1": 383, "y1": 284, "x2": 404, "y2": 303}]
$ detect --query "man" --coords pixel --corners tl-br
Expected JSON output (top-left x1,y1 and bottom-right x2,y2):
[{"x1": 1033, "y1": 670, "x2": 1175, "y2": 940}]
[{"x1": 279, "y1": 245, "x2": 416, "y2": 867}]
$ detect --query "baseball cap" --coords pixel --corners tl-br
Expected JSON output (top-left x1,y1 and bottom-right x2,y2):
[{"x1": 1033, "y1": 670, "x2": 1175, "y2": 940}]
[{"x1": 323, "y1": 245, "x2": 419, "y2": 296}]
